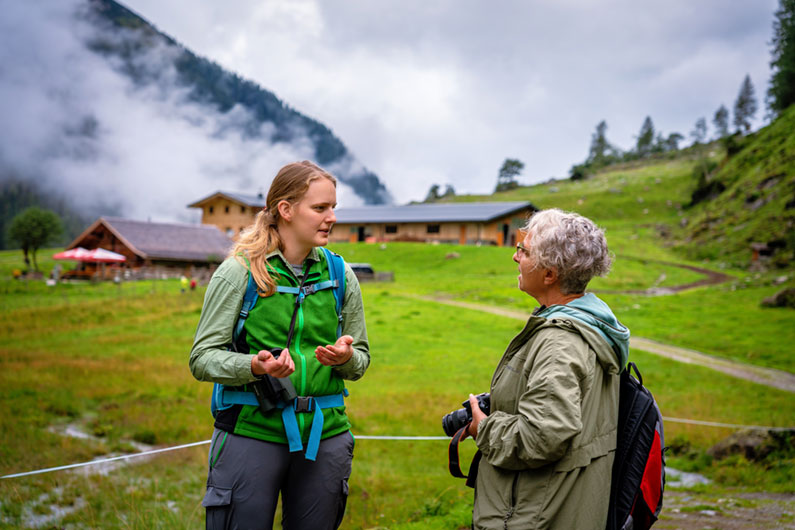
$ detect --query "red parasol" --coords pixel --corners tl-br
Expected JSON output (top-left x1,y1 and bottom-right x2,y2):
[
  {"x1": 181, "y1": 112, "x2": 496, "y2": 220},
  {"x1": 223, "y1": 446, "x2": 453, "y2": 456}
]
[{"x1": 53, "y1": 247, "x2": 127, "y2": 263}]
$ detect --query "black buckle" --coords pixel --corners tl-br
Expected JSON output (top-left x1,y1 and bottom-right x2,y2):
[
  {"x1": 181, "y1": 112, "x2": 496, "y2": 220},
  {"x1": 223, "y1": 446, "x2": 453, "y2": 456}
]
[
  {"x1": 294, "y1": 396, "x2": 314, "y2": 413},
  {"x1": 302, "y1": 284, "x2": 317, "y2": 296}
]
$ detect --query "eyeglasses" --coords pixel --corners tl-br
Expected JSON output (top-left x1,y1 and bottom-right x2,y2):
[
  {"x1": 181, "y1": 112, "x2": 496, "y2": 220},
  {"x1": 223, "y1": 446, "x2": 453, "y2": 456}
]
[{"x1": 515, "y1": 242, "x2": 530, "y2": 256}]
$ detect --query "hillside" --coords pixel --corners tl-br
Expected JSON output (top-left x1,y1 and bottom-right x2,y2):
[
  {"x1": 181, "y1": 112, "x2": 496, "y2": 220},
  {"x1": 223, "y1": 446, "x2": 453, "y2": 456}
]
[
  {"x1": 440, "y1": 109, "x2": 795, "y2": 271},
  {"x1": 86, "y1": 0, "x2": 390, "y2": 205},
  {"x1": 680, "y1": 105, "x2": 795, "y2": 267}
]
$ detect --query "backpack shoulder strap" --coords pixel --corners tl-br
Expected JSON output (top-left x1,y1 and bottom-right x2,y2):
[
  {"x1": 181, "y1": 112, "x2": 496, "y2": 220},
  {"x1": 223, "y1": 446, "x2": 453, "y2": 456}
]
[
  {"x1": 233, "y1": 267, "x2": 260, "y2": 344},
  {"x1": 320, "y1": 247, "x2": 346, "y2": 337}
]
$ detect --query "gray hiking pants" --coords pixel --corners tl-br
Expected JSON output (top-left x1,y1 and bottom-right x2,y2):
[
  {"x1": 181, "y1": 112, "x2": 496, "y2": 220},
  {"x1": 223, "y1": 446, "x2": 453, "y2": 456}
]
[{"x1": 202, "y1": 429, "x2": 354, "y2": 530}]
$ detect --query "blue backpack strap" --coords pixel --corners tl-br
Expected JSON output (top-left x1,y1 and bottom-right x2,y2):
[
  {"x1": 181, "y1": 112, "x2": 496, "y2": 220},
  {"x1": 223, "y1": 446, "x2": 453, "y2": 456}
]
[
  {"x1": 234, "y1": 271, "x2": 260, "y2": 343},
  {"x1": 320, "y1": 247, "x2": 346, "y2": 337},
  {"x1": 275, "y1": 389, "x2": 349, "y2": 461},
  {"x1": 212, "y1": 265, "x2": 260, "y2": 418}
]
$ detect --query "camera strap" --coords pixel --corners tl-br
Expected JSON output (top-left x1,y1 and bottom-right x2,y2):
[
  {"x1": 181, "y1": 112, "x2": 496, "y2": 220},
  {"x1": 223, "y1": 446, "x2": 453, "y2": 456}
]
[{"x1": 448, "y1": 425, "x2": 482, "y2": 488}]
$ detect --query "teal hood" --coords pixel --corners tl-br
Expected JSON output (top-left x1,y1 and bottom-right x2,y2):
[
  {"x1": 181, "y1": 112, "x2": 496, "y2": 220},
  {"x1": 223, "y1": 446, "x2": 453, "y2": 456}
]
[{"x1": 537, "y1": 293, "x2": 630, "y2": 370}]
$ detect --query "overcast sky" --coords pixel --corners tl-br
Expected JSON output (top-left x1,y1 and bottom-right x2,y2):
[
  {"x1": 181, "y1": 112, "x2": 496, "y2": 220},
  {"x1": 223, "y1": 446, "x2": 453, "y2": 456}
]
[
  {"x1": 0, "y1": 1, "x2": 779, "y2": 221},
  {"x1": 120, "y1": 0, "x2": 778, "y2": 203}
]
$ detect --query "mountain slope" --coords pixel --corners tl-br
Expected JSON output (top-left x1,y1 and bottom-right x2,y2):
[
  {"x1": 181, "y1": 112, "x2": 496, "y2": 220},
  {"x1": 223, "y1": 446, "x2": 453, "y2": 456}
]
[
  {"x1": 86, "y1": 0, "x2": 390, "y2": 204},
  {"x1": 680, "y1": 105, "x2": 795, "y2": 267}
]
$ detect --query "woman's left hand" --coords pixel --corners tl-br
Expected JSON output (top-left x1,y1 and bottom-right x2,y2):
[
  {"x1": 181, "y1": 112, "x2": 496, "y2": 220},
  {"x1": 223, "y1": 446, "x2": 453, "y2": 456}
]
[{"x1": 315, "y1": 335, "x2": 354, "y2": 366}]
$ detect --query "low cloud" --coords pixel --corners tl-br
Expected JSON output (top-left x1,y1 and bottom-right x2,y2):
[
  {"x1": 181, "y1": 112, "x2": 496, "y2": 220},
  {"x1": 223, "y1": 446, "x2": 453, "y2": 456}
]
[{"x1": 0, "y1": 0, "x2": 363, "y2": 225}]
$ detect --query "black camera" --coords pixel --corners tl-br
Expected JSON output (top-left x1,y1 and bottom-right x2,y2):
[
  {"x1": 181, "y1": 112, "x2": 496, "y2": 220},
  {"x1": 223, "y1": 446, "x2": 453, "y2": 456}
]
[
  {"x1": 251, "y1": 347, "x2": 298, "y2": 413},
  {"x1": 442, "y1": 393, "x2": 490, "y2": 437}
]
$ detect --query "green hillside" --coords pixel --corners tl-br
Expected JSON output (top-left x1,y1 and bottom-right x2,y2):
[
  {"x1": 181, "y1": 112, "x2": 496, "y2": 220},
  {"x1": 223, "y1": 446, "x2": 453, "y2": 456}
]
[
  {"x1": 441, "y1": 108, "x2": 795, "y2": 271},
  {"x1": 680, "y1": 105, "x2": 795, "y2": 267}
]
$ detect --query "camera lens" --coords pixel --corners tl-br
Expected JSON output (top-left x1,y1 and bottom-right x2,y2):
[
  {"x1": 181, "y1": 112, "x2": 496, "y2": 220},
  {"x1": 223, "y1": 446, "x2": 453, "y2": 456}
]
[{"x1": 442, "y1": 407, "x2": 472, "y2": 437}]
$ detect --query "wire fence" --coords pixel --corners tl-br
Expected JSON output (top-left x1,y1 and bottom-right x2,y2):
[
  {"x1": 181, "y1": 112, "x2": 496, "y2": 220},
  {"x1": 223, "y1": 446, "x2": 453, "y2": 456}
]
[{"x1": 2, "y1": 416, "x2": 792, "y2": 480}]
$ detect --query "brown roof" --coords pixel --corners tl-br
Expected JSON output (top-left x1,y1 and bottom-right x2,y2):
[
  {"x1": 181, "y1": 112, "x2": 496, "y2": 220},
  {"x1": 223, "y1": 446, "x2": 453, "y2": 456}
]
[
  {"x1": 187, "y1": 191, "x2": 266, "y2": 209},
  {"x1": 70, "y1": 217, "x2": 233, "y2": 262}
]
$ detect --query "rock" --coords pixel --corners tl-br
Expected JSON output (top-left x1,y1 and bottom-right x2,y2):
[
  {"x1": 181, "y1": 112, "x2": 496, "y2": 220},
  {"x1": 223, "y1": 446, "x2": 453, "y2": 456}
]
[
  {"x1": 761, "y1": 288, "x2": 795, "y2": 309},
  {"x1": 707, "y1": 428, "x2": 795, "y2": 462},
  {"x1": 445, "y1": 252, "x2": 460, "y2": 259},
  {"x1": 665, "y1": 467, "x2": 710, "y2": 487}
]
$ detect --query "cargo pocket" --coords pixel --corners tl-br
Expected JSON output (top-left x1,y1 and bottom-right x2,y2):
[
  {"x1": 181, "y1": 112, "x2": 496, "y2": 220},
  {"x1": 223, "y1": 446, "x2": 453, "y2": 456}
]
[
  {"x1": 333, "y1": 479, "x2": 349, "y2": 529},
  {"x1": 202, "y1": 485, "x2": 232, "y2": 530}
]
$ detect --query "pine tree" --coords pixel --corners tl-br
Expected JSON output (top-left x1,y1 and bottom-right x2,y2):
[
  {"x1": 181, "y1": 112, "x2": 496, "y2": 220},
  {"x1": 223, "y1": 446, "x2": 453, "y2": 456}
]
[
  {"x1": 636, "y1": 116, "x2": 655, "y2": 157},
  {"x1": 424, "y1": 184, "x2": 441, "y2": 202},
  {"x1": 768, "y1": 0, "x2": 795, "y2": 115},
  {"x1": 587, "y1": 121, "x2": 612, "y2": 166},
  {"x1": 712, "y1": 105, "x2": 730, "y2": 138},
  {"x1": 690, "y1": 117, "x2": 708, "y2": 144},
  {"x1": 733, "y1": 75, "x2": 758, "y2": 134},
  {"x1": 665, "y1": 132, "x2": 684, "y2": 151}
]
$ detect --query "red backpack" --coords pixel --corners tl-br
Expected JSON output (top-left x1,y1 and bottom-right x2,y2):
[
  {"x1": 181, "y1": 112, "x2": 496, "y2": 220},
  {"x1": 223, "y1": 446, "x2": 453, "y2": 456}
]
[{"x1": 606, "y1": 362, "x2": 666, "y2": 530}]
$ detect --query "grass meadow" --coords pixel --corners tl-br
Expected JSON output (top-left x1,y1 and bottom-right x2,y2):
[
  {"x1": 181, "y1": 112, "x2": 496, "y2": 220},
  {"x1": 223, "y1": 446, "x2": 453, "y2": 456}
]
[{"x1": 1, "y1": 158, "x2": 794, "y2": 528}]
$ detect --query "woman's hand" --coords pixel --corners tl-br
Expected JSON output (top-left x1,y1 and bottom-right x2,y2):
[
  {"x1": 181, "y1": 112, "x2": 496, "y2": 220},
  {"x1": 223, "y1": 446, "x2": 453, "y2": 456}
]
[
  {"x1": 468, "y1": 394, "x2": 487, "y2": 438},
  {"x1": 315, "y1": 335, "x2": 354, "y2": 366},
  {"x1": 251, "y1": 348, "x2": 295, "y2": 378}
]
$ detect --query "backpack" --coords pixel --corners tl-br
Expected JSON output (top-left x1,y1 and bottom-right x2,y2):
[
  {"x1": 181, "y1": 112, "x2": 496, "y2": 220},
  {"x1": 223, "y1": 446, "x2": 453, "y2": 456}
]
[
  {"x1": 606, "y1": 362, "x2": 666, "y2": 530},
  {"x1": 210, "y1": 247, "x2": 347, "y2": 418}
]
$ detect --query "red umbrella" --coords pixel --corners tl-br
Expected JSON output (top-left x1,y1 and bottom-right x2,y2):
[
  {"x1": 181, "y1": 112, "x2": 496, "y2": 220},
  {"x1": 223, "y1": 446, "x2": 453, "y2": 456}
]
[{"x1": 53, "y1": 247, "x2": 126, "y2": 263}]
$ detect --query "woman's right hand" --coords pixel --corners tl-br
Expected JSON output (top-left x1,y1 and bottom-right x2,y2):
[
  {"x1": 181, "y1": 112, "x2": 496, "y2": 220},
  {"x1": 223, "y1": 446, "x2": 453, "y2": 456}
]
[{"x1": 251, "y1": 349, "x2": 295, "y2": 378}]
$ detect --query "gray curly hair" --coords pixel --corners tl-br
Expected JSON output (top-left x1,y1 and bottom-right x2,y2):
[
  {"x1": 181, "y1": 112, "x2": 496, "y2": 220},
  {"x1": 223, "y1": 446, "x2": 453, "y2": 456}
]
[{"x1": 522, "y1": 208, "x2": 612, "y2": 294}]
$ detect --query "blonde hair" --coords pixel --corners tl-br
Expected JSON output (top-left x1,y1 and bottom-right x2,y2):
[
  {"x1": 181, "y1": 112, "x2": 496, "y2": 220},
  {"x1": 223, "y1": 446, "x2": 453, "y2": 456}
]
[{"x1": 231, "y1": 160, "x2": 337, "y2": 296}]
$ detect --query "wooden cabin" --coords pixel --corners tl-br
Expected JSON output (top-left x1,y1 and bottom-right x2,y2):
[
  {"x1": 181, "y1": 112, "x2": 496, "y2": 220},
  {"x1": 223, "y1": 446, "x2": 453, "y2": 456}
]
[
  {"x1": 330, "y1": 202, "x2": 537, "y2": 246},
  {"x1": 65, "y1": 217, "x2": 233, "y2": 279},
  {"x1": 187, "y1": 191, "x2": 265, "y2": 238},
  {"x1": 188, "y1": 191, "x2": 536, "y2": 247}
]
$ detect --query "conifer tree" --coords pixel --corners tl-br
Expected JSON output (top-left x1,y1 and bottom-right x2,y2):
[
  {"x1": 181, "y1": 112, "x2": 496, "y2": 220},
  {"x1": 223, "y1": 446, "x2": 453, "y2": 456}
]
[
  {"x1": 768, "y1": 0, "x2": 795, "y2": 115},
  {"x1": 635, "y1": 116, "x2": 655, "y2": 157},
  {"x1": 424, "y1": 184, "x2": 441, "y2": 202},
  {"x1": 733, "y1": 75, "x2": 758, "y2": 134},
  {"x1": 690, "y1": 117, "x2": 708, "y2": 144},
  {"x1": 587, "y1": 121, "x2": 612, "y2": 165},
  {"x1": 712, "y1": 105, "x2": 730, "y2": 138}
]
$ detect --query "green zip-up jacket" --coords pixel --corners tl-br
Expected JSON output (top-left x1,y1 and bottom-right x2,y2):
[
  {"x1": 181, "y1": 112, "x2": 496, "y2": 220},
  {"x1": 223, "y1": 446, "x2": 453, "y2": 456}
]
[
  {"x1": 473, "y1": 304, "x2": 623, "y2": 530},
  {"x1": 189, "y1": 247, "x2": 369, "y2": 444}
]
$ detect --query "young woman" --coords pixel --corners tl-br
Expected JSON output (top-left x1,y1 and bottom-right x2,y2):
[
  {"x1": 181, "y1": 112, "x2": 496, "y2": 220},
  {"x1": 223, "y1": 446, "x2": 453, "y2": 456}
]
[{"x1": 190, "y1": 161, "x2": 370, "y2": 529}]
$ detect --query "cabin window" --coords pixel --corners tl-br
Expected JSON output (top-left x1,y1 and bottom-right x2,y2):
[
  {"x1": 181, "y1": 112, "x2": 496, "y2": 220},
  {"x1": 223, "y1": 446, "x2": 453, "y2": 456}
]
[
  {"x1": 225, "y1": 206, "x2": 230, "y2": 213},
  {"x1": 427, "y1": 224, "x2": 440, "y2": 234},
  {"x1": 385, "y1": 225, "x2": 398, "y2": 234},
  {"x1": 208, "y1": 206, "x2": 214, "y2": 214},
  {"x1": 241, "y1": 206, "x2": 246, "y2": 213}
]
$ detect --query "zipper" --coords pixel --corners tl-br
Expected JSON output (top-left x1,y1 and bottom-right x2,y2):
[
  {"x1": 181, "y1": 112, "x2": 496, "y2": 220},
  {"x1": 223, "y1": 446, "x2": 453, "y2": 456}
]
[
  {"x1": 503, "y1": 472, "x2": 519, "y2": 529},
  {"x1": 503, "y1": 506, "x2": 514, "y2": 529},
  {"x1": 296, "y1": 303, "x2": 306, "y2": 435}
]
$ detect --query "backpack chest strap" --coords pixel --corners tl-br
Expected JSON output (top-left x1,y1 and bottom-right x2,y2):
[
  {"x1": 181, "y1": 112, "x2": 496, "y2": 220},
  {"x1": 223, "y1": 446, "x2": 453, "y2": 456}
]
[
  {"x1": 276, "y1": 280, "x2": 338, "y2": 299},
  {"x1": 218, "y1": 389, "x2": 348, "y2": 461}
]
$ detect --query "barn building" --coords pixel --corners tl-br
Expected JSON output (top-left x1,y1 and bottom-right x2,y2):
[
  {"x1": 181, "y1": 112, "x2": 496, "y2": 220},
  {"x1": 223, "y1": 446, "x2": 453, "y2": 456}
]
[
  {"x1": 65, "y1": 217, "x2": 232, "y2": 278},
  {"x1": 330, "y1": 202, "x2": 537, "y2": 246},
  {"x1": 188, "y1": 191, "x2": 536, "y2": 246}
]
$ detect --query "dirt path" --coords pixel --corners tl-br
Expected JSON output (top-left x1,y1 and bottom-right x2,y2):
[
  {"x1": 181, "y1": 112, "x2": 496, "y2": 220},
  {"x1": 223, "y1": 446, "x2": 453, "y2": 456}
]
[
  {"x1": 414, "y1": 296, "x2": 795, "y2": 393},
  {"x1": 659, "y1": 491, "x2": 795, "y2": 529},
  {"x1": 592, "y1": 257, "x2": 735, "y2": 296}
]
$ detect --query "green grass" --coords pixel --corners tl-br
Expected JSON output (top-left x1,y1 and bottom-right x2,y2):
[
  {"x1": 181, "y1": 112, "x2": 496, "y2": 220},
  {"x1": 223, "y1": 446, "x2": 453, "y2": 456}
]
[
  {"x1": 1, "y1": 241, "x2": 794, "y2": 528},
  {"x1": 1, "y1": 136, "x2": 794, "y2": 527}
]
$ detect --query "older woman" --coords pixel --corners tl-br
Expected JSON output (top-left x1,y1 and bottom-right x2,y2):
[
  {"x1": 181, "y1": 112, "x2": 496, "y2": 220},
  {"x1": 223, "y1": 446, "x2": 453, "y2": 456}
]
[{"x1": 467, "y1": 208, "x2": 629, "y2": 530}]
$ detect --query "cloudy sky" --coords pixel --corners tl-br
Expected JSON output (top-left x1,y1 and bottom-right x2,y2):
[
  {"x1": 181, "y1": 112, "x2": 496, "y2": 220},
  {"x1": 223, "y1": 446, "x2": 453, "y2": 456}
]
[
  {"x1": 126, "y1": 1, "x2": 777, "y2": 192},
  {"x1": 0, "y1": 0, "x2": 779, "y2": 220}
]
